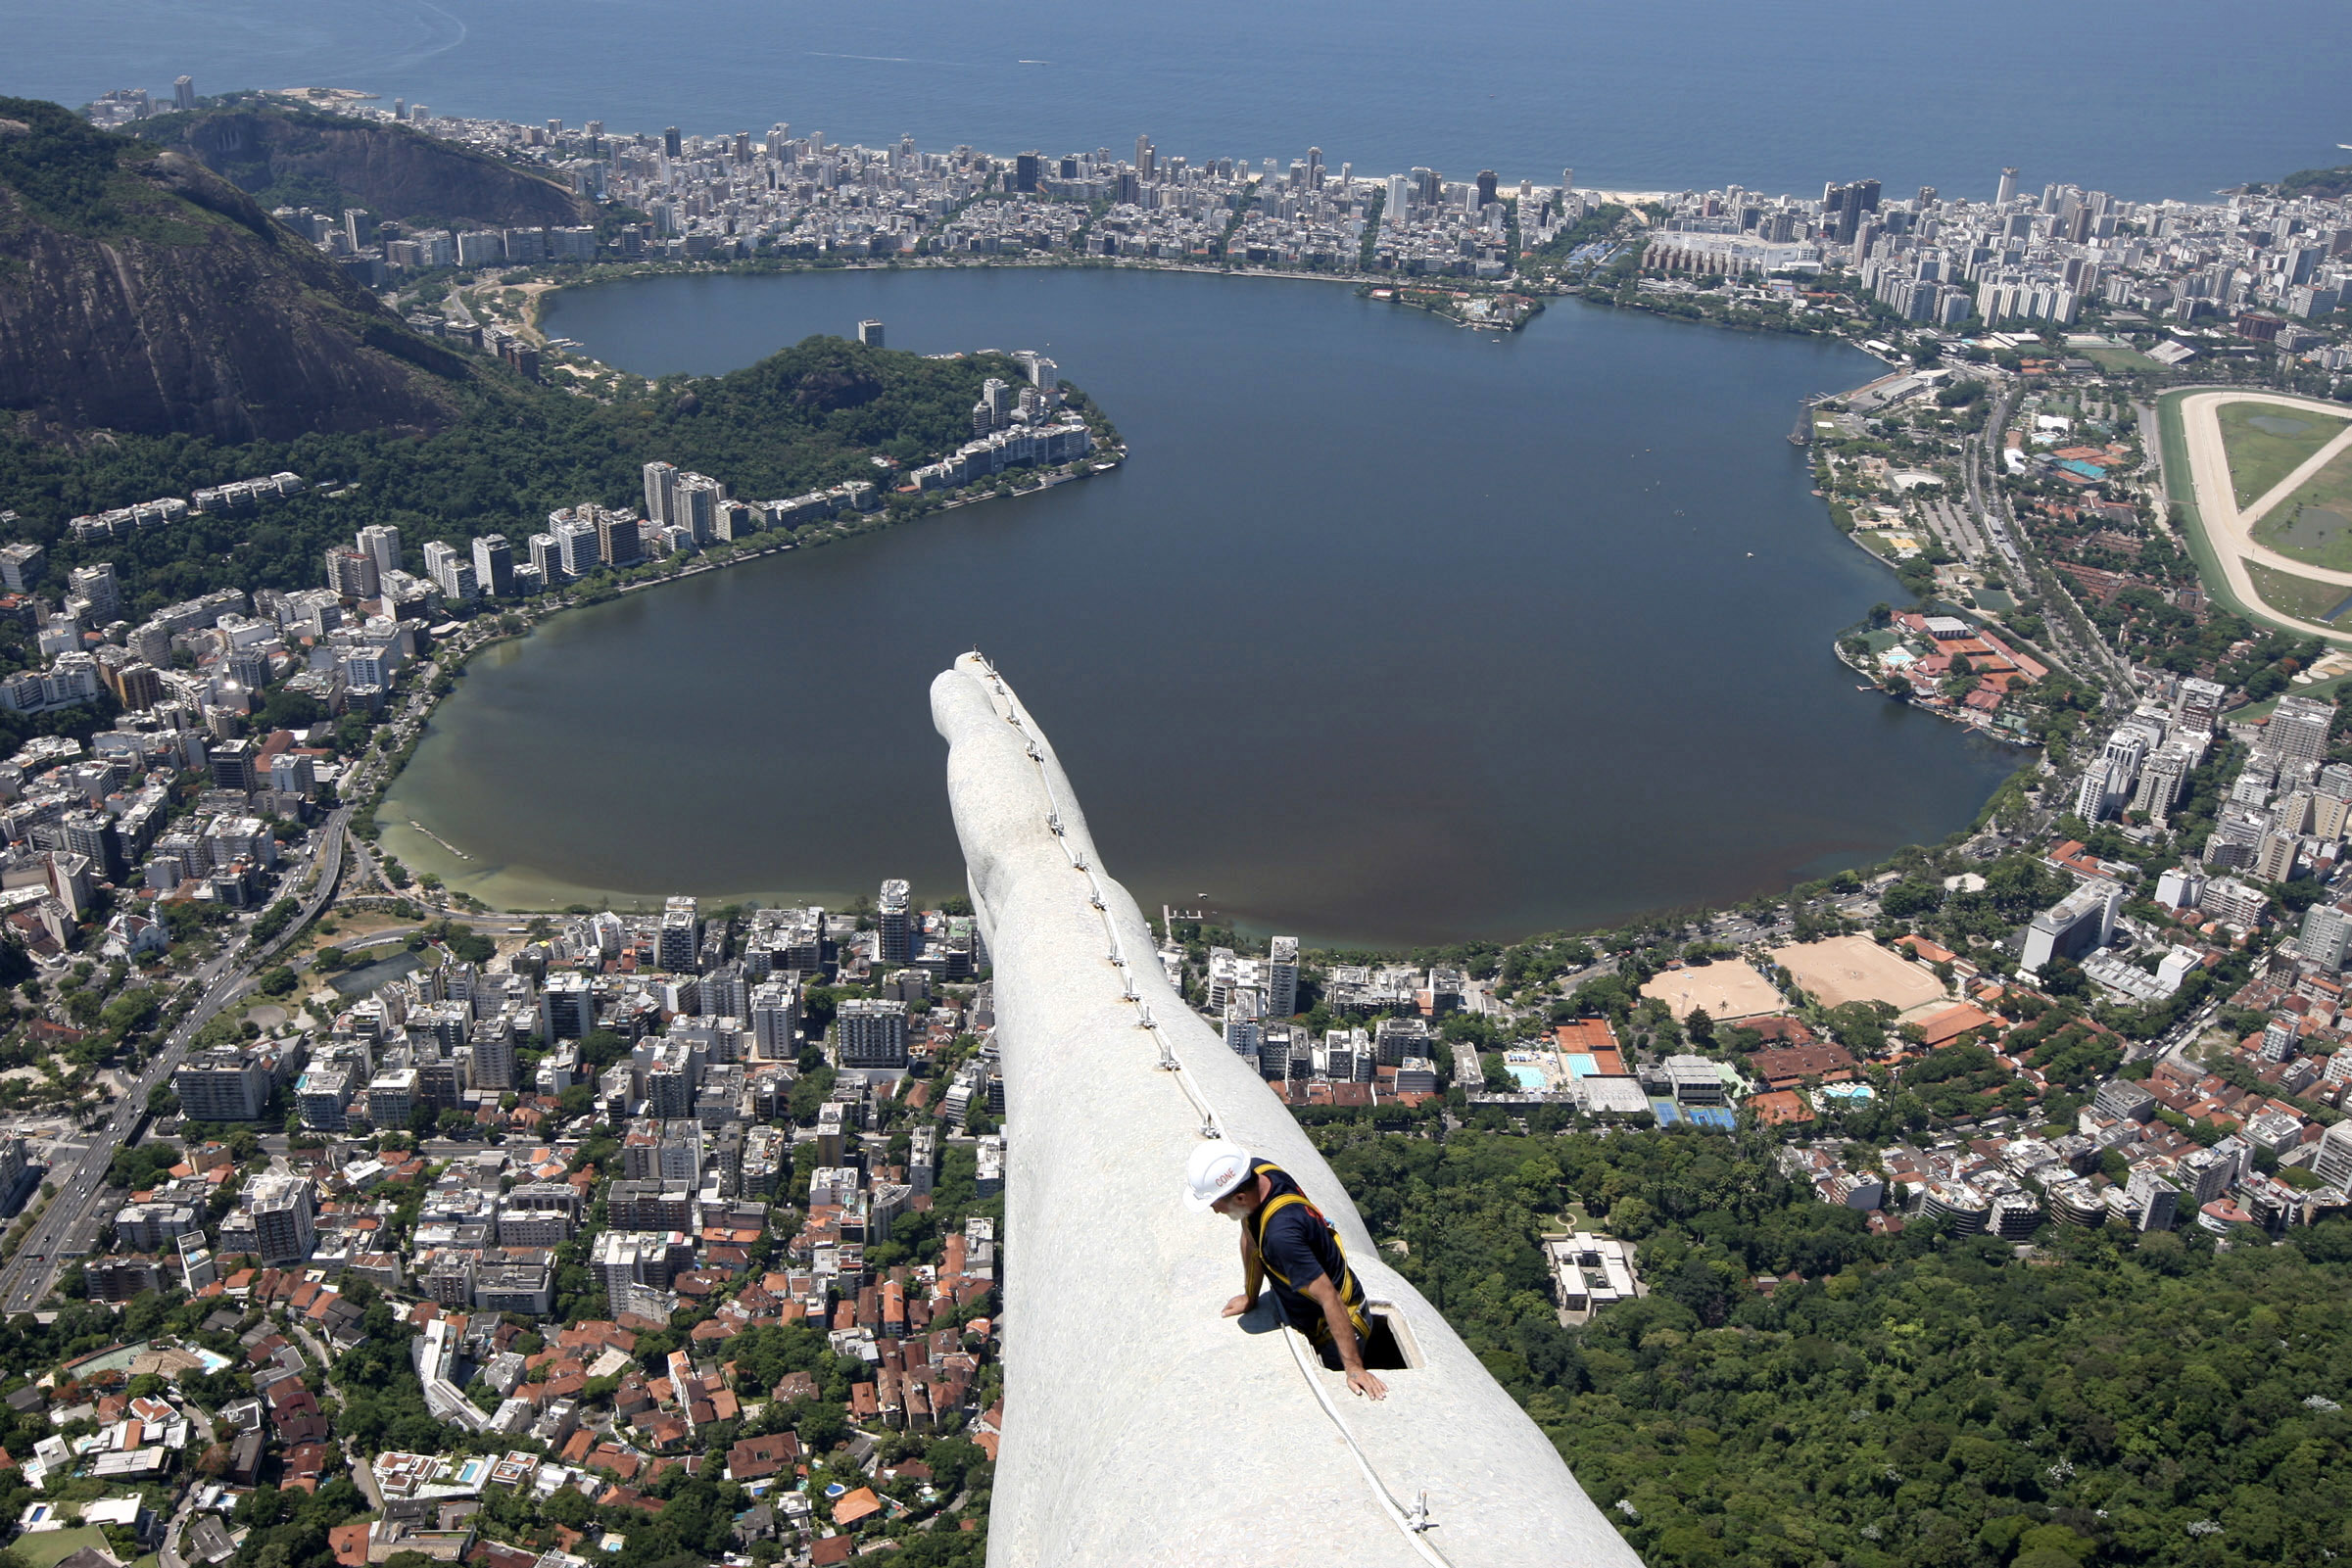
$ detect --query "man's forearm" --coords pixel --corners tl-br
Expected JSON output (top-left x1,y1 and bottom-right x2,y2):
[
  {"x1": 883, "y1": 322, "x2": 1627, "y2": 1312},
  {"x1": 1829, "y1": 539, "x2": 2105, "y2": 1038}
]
[{"x1": 1314, "y1": 1285, "x2": 1367, "y2": 1372}]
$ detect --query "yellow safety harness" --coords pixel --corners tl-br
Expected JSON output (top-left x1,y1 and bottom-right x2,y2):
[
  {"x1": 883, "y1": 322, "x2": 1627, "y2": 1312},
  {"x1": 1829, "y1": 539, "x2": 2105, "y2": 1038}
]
[{"x1": 1250, "y1": 1164, "x2": 1369, "y2": 1345}]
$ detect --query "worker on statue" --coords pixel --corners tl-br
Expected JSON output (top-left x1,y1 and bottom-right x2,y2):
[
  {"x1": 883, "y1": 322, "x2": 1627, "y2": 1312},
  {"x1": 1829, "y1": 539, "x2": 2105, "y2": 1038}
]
[{"x1": 1184, "y1": 1142, "x2": 1387, "y2": 1401}]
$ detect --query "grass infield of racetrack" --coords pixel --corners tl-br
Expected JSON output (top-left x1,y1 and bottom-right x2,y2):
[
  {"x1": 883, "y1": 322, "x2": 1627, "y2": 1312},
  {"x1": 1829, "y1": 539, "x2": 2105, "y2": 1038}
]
[{"x1": 2215, "y1": 398, "x2": 2350, "y2": 510}]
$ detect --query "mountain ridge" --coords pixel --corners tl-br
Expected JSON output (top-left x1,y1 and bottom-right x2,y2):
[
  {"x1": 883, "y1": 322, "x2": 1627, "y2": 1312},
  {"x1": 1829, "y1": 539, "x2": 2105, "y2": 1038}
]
[
  {"x1": 0, "y1": 96, "x2": 467, "y2": 445},
  {"x1": 132, "y1": 101, "x2": 597, "y2": 233}
]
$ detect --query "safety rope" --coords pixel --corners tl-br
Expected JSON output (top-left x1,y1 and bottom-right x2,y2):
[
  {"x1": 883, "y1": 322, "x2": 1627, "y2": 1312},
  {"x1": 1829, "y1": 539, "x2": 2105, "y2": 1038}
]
[{"x1": 963, "y1": 652, "x2": 1456, "y2": 1566}]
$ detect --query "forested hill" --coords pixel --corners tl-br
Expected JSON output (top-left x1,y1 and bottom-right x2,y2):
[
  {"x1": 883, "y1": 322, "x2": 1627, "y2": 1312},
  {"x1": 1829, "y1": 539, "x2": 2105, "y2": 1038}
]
[
  {"x1": 131, "y1": 100, "x2": 596, "y2": 232},
  {"x1": 0, "y1": 336, "x2": 1051, "y2": 615},
  {"x1": 1319, "y1": 1122, "x2": 2352, "y2": 1568},
  {"x1": 0, "y1": 97, "x2": 467, "y2": 443},
  {"x1": 2276, "y1": 165, "x2": 2352, "y2": 201}
]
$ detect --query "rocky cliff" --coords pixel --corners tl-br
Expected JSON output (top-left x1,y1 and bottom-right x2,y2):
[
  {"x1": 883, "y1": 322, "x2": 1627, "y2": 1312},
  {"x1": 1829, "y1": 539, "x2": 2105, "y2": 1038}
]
[
  {"x1": 0, "y1": 97, "x2": 466, "y2": 444},
  {"x1": 146, "y1": 103, "x2": 596, "y2": 231}
]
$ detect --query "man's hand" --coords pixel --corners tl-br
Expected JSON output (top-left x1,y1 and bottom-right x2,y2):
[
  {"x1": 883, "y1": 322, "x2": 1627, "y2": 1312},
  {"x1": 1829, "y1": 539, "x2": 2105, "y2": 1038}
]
[
  {"x1": 1347, "y1": 1368, "x2": 1388, "y2": 1401},
  {"x1": 1221, "y1": 1294, "x2": 1253, "y2": 1318}
]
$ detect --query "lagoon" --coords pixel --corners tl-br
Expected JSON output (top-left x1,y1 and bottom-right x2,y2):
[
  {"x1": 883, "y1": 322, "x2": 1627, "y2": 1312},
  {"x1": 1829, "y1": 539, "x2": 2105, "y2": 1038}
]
[{"x1": 381, "y1": 266, "x2": 2020, "y2": 946}]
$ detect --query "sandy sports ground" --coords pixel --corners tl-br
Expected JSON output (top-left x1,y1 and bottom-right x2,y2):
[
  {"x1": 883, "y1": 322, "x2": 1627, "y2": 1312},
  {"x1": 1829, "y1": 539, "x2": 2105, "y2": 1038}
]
[
  {"x1": 1769, "y1": 933, "x2": 1948, "y2": 1017},
  {"x1": 2173, "y1": 388, "x2": 2352, "y2": 633},
  {"x1": 1639, "y1": 960, "x2": 1787, "y2": 1022}
]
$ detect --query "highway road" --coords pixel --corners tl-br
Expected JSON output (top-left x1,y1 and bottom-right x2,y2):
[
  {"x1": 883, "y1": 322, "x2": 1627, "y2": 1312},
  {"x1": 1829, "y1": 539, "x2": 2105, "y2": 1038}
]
[{"x1": 0, "y1": 803, "x2": 353, "y2": 1313}]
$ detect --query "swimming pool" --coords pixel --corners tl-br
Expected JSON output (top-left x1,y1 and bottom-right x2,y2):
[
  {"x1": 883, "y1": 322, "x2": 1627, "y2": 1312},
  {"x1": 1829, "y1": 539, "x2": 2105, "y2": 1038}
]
[{"x1": 1511, "y1": 1066, "x2": 1548, "y2": 1090}]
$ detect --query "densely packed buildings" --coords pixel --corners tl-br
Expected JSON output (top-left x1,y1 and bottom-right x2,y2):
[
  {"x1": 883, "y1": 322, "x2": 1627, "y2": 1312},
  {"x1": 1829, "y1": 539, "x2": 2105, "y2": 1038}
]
[
  {"x1": 1642, "y1": 170, "x2": 2352, "y2": 346},
  {"x1": 28, "y1": 881, "x2": 1006, "y2": 1561}
]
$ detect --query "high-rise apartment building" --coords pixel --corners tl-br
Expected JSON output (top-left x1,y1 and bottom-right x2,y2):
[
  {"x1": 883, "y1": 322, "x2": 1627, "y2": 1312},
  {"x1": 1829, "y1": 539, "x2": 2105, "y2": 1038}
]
[
  {"x1": 174, "y1": 1046, "x2": 273, "y2": 1120},
  {"x1": 324, "y1": 548, "x2": 379, "y2": 601},
  {"x1": 0, "y1": 543, "x2": 44, "y2": 593},
  {"x1": 838, "y1": 997, "x2": 910, "y2": 1068},
  {"x1": 471, "y1": 1021, "x2": 517, "y2": 1091},
  {"x1": 1267, "y1": 936, "x2": 1299, "y2": 1019},
  {"x1": 174, "y1": 75, "x2": 196, "y2": 112},
  {"x1": 878, "y1": 879, "x2": 912, "y2": 966},
  {"x1": 209, "y1": 736, "x2": 256, "y2": 791},
  {"x1": 540, "y1": 971, "x2": 597, "y2": 1040},
  {"x1": 68, "y1": 563, "x2": 120, "y2": 623},
  {"x1": 658, "y1": 896, "x2": 701, "y2": 973},
  {"x1": 552, "y1": 518, "x2": 600, "y2": 579},
  {"x1": 597, "y1": 508, "x2": 645, "y2": 569},
  {"x1": 672, "y1": 474, "x2": 724, "y2": 542},
  {"x1": 750, "y1": 978, "x2": 801, "y2": 1057},
  {"x1": 2264, "y1": 695, "x2": 2333, "y2": 765},
  {"x1": 2317, "y1": 1119, "x2": 2352, "y2": 1191},
  {"x1": 247, "y1": 1173, "x2": 315, "y2": 1264},
  {"x1": 472, "y1": 534, "x2": 515, "y2": 596},
  {"x1": 643, "y1": 461, "x2": 678, "y2": 525},
  {"x1": 357, "y1": 525, "x2": 402, "y2": 581},
  {"x1": 2302, "y1": 902, "x2": 2352, "y2": 970},
  {"x1": 422, "y1": 541, "x2": 477, "y2": 599}
]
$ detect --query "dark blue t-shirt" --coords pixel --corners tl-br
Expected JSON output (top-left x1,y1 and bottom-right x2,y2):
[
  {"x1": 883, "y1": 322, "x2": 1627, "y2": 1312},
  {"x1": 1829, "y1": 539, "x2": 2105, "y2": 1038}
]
[{"x1": 1250, "y1": 1164, "x2": 1359, "y2": 1333}]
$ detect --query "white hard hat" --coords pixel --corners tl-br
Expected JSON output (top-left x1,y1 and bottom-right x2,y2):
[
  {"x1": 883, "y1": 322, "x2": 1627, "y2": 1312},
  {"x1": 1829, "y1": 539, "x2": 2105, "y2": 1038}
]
[{"x1": 1183, "y1": 1141, "x2": 1256, "y2": 1212}]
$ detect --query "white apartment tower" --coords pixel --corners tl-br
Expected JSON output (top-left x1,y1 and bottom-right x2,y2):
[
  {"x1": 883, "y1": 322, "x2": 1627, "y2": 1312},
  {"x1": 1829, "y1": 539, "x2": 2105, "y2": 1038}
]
[
  {"x1": 471, "y1": 1023, "x2": 517, "y2": 1091},
  {"x1": 357, "y1": 524, "x2": 402, "y2": 581},
  {"x1": 2264, "y1": 695, "x2": 2334, "y2": 766},
  {"x1": 2175, "y1": 677, "x2": 2227, "y2": 736},
  {"x1": 750, "y1": 978, "x2": 801, "y2": 1058},
  {"x1": 2317, "y1": 1119, "x2": 2352, "y2": 1191},
  {"x1": 643, "y1": 461, "x2": 679, "y2": 526},
  {"x1": 2301, "y1": 901, "x2": 2352, "y2": 970}
]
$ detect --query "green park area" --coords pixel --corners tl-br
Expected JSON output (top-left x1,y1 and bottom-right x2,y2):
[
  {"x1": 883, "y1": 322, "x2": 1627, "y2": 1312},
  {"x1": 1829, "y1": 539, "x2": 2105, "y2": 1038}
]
[
  {"x1": 2245, "y1": 560, "x2": 2352, "y2": 624},
  {"x1": 2251, "y1": 444, "x2": 2352, "y2": 572},
  {"x1": 2079, "y1": 343, "x2": 2164, "y2": 374},
  {"x1": 2219, "y1": 399, "x2": 2349, "y2": 510}
]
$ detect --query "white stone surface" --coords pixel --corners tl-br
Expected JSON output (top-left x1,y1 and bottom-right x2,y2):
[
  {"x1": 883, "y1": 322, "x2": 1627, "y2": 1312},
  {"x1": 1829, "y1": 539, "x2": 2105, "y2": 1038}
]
[{"x1": 933, "y1": 654, "x2": 1645, "y2": 1568}]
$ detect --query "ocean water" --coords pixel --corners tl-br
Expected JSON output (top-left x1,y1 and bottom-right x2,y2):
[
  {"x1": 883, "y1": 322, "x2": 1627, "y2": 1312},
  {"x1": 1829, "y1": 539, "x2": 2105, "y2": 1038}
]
[
  {"x1": 5, "y1": 0, "x2": 2347, "y2": 201},
  {"x1": 377, "y1": 268, "x2": 2022, "y2": 945}
]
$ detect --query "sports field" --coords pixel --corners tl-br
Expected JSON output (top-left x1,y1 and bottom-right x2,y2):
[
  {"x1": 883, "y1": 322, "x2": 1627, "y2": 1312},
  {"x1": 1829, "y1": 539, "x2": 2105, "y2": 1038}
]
[
  {"x1": 2081, "y1": 345, "x2": 2164, "y2": 374},
  {"x1": 1769, "y1": 934, "x2": 1947, "y2": 1016},
  {"x1": 1638, "y1": 960, "x2": 1785, "y2": 1022}
]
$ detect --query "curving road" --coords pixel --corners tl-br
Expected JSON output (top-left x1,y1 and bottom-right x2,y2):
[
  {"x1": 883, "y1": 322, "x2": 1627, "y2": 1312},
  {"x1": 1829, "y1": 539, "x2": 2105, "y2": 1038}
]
[{"x1": 0, "y1": 805, "x2": 353, "y2": 1314}]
